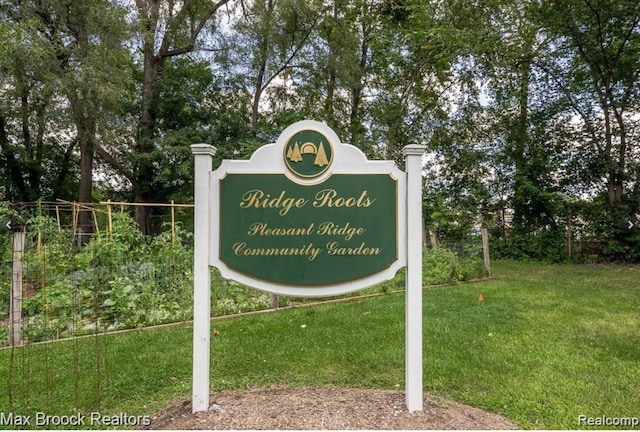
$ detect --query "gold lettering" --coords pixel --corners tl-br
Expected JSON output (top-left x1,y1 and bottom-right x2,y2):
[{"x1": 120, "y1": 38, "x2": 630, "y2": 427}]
[
  {"x1": 325, "y1": 241, "x2": 382, "y2": 256},
  {"x1": 232, "y1": 242, "x2": 321, "y2": 261},
  {"x1": 247, "y1": 222, "x2": 315, "y2": 236},
  {"x1": 316, "y1": 222, "x2": 365, "y2": 241},
  {"x1": 247, "y1": 222, "x2": 264, "y2": 236},
  {"x1": 239, "y1": 190, "x2": 308, "y2": 216},
  {"x1": 313, "y1": 189, "x2": 376, "y2": 208},
  {"x1": 240, "y1": 189, "x2": 265, "y2": 209}
]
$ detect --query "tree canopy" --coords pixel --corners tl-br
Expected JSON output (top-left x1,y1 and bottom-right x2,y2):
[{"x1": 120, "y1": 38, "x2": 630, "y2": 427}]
[{"x1": 1, "y1": 0, "x2": 639, "y2": 259}]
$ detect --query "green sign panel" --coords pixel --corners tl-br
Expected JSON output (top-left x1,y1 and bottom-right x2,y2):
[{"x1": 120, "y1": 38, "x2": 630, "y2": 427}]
[{"x1": 219, "y1": 173, "x2": 397, "y2": 285}]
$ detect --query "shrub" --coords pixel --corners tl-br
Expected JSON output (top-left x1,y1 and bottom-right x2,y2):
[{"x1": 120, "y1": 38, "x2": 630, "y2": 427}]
[{"x1": 422, "y1": 247, "x2": 487, "y2": 285}]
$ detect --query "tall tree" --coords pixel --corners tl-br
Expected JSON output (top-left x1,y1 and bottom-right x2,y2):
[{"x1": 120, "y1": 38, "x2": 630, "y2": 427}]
[
  {"x1": 427, "y1": 0, "x2": 570, "y2": 258},
  {"x1": 37, "y1": 0, "x2": 130, "y2": 240},
  {"x1": 129, "y1": 0, "x2": 232, "y2": 233},
  {"x1": 0, "y1": 0, "x2": 130, "y2": 222},
  {"x1": 62, "y1": 1, "x2": 130, "y2": 239},
  {"x1": 487, "y1": 1, "x2": 564, "y2": 252},
  {"x1": 539, "y1": 0, "x2": 640, "y2": 258},
  {"x1": 227, "y1": 0, "x2": 319, "y2": 135},
  {"x1": 542, "y1": 0, "x2": 640, "y2": 208},
  {"x1": 364, "y1": 0, "x2": 460, "y2": 171},
  {"x1": 0, "y1": 3, "x2": 70, "y2": 202},
  {"x1": 297, "y1": 0, "x2": 381, "y2": 151}
]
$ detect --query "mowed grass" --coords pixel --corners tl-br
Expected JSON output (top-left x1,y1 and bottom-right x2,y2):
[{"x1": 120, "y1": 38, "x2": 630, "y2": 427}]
[
  {"x1": 425, "y1": 261, "x2": 640, "y2": 429},
  {"x1": 1, "y1": 260, "x2": 639, "y2": 429}
]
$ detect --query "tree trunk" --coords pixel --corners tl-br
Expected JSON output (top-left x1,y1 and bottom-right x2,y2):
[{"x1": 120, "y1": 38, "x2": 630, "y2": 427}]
[
  {"x1": 251, "y1": 42, "x2": 268, "y2": 133},
  {"x1": 0, "y1": 115, "x2": 29, "y2": 201},
  {"x1": 19, "y1": 89, "x2": 41, "y2": 201},
  {"x1": 135, "y1": 25, "x2": 164, "y2": 234},
  {"x1": 601, "y1": 90, "x2": 617, "y2": 207},
  {"x1": 251, "y1": 0, "x2": 275, "y2": 133},
  {"x1": 511, "y1": 55, "x2": 531, "y2": 230},
  {"x1": 132, "y1": 0, "x2": 232, "y2": 234},
  {"x1": 349, "y1": 24, "x2": 369, "y2": 146},
  {"x1": 324, "y1": 2, "x2": 339, "y2": 126},
  {"x1": 612, "y1": 106, "x2": 627, "y2": 205},
  {"x1": 74, "y1": 106, "x2": 97, "y2": 245}
]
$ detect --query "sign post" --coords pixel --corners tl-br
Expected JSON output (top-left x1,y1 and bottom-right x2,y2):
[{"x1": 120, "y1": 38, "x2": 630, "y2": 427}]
[
  {"x1": 191, "y1": 143, "x2": 216, "y2": 413},
  {"x1": 191, "y1": 120, "x2": 425, "y2": 413},
  {"x1": 403, "y1": 145, "x2": 426, "y2": 411}
]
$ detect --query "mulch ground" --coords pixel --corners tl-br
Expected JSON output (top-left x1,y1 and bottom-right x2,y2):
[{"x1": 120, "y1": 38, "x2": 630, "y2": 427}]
[{"x1": 142, "y1": 386, "x2": 518, "y2": 430}]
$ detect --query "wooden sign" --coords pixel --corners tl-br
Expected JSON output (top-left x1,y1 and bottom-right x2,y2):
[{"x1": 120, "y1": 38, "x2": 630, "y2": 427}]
[
  {"x1": 209, "y1": 121, "x2": 406, "y2": 296},
  {"x1": 191, "y1": 120, "x2": 425, "y2": 412}
]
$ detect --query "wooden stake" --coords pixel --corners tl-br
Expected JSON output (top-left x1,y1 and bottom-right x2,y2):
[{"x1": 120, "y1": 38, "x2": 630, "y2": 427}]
[
  {"x1": 71, "y1": 203, "x2": 79, "y2": 251},
  {"x1": 92, "y1": 209, "x2": 100, "y2": 234},
  {"x1": 481, "y1": 227, "x2": 491, "y2": 278},
  {"x1": 55, "y1": 205, "x2": 62, "y2": 233},
  {"x1": 107, "y1": 200, "x2": 113, "y2": 239},
  {"x1": 171, "y1": 200, "x2": 176, "y2": 246}
]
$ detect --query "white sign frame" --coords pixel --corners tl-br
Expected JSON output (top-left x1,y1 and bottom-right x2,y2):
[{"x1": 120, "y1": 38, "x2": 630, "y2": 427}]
[
  {"x1": 210, "y1": 120, "x2": 406, "y2": 297},
  {"x1": 191, "y1": 120, "x2": 425, "y2": 413}
]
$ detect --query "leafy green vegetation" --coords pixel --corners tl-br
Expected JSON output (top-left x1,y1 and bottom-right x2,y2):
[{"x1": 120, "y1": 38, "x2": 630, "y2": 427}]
[
  {"x1": 0, "y1": 211, "x2": 270, "y2": 344},
  {"x1": 16, "y1": 212, "x2": 196, "y2": 342},
  {"x1": 1, "y1": 261, "x2": 638, "y2": 429},
  {"x1": 422, "y1": 246, "x2": 486, "y2": 285},
  {"x1": 1, "y1": 212, "x2": 486, "y2": 345}
]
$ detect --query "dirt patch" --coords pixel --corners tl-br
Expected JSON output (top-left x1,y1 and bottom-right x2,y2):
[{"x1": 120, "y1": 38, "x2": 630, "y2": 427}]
[{"x1": 142, "y1": 386, "x2": 518, "y2": 430}]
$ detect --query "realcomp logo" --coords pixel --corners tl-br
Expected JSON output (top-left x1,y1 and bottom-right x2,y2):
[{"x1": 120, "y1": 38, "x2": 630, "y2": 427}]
[{"x1": 578, "y1": 415, "x2": 639, "y2": 428}]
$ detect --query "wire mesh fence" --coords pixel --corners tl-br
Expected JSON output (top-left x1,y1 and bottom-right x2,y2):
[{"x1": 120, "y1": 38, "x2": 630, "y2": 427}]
[
  {"x1": 0, "y1": 201, "x2": 203, "y2": 418},
  {"x1": 0, "y1": 201, "x2": 490, "y2": 418},
  {"x1": 422, "y1": 227, "x2": 491, "y2": 285},
  {"x1": 1, "y1": 201, "x2": 200, "y2": 346},
  {"x1": 2, "y1": 206, "x2": 491, "y2": 348},
  {"x1": 0, "y1": 256, "x2": 10, "y2": 345}
]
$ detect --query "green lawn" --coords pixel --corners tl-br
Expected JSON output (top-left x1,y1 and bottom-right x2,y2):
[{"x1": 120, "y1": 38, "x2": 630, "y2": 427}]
[{"x1": 1, "y1": 260, "x2": 639, "y2": 429}]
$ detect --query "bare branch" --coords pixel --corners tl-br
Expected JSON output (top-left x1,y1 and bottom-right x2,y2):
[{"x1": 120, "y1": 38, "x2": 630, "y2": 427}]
[
  {"x1": 158, "y1": 0, "x2": 232, "y2": 60},
  {"x1": 95, "y1": 144, "x2": 136, "y2": 186}
]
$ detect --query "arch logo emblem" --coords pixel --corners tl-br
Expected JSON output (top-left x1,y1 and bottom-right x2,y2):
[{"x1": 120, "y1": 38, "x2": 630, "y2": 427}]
[{"x1": 284, "y1": 129, "x2": 333, "y2": 178}]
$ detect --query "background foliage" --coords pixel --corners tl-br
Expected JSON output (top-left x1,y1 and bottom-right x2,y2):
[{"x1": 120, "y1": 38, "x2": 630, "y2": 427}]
[
  {"x1": 0, "y1": 207, "x2": 486, "y2": 346},
  {"x1": 0, "y1": 0, "x2": 639, "y2": 260}
]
